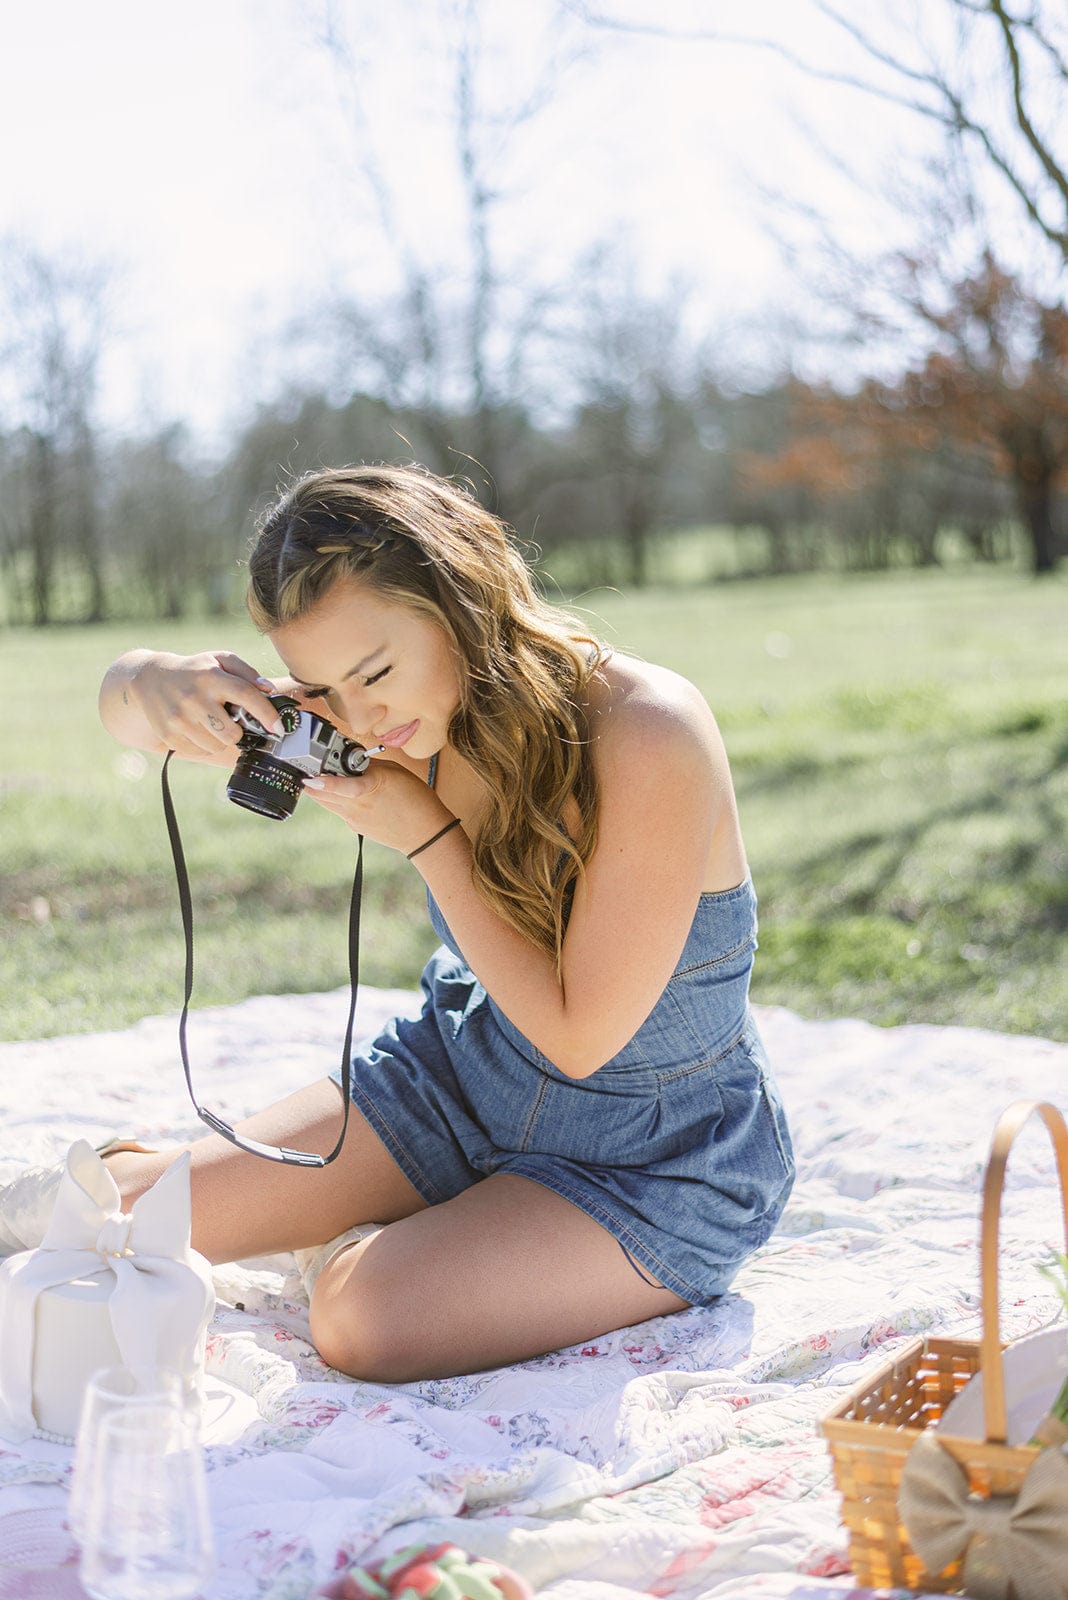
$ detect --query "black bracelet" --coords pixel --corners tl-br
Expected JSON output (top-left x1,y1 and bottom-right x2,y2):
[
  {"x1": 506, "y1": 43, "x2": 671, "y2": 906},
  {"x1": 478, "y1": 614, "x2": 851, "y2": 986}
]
[{"x1": 407, "y1": 816, "x2": 462, "y2": 862}]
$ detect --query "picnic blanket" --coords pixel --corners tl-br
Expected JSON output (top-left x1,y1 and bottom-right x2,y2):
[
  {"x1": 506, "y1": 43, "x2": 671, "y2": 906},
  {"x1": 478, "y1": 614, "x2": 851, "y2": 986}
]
[{"x1": 1, "y1": 989, "x2": 1066, "y2": 1600}]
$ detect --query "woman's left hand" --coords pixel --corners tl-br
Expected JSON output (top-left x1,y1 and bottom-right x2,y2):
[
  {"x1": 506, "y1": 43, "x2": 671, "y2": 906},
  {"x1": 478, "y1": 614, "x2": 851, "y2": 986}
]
[{"x1": 302, "y1": 758, "x2": 456, "y2": 856}]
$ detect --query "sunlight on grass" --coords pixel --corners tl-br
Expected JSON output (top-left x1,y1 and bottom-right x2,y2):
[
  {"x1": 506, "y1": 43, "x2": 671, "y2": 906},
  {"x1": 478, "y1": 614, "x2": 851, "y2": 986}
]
[{"x1": 2, "y1": 563, "x2": 1066, "y2": 1040}]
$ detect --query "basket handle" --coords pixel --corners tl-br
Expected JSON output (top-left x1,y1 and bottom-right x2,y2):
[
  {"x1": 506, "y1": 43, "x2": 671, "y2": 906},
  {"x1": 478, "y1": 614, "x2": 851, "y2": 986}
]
[{"x1": 980, "y1": 1099, "x2": 1068, "y2": 1444}]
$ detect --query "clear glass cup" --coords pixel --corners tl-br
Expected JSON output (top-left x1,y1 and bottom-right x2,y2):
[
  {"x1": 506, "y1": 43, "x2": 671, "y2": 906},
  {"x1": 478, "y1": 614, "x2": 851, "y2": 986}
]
[
  {"x1": 78, "y1": 1402, "x2": 214, "y2": 1600},
  {"x1": 69, "y1": 1365, "x2": 197, "y2": 1549}
]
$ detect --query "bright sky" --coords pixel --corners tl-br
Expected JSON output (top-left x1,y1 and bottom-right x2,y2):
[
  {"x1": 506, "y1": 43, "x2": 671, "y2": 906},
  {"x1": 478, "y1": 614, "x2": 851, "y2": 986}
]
[{"x1": 1, "y1": 0, "x2": 934, "y2": 451}]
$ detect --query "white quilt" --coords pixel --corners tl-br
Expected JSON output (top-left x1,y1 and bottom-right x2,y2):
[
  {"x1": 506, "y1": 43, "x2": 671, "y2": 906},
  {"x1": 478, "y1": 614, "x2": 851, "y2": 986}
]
[{"x1": 1, "y1": 990, "x2": 1065, "y2": 1600}]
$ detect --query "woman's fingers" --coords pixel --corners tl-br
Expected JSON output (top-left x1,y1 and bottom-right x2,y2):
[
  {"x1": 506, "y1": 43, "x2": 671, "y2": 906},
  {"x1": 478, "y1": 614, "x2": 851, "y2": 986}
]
[
  {"x1": 165, "y1": 706, "x2": 239, "y2": 759},
  {"x1": 301, "y1": 764, "x2": 452, "y2": 856},
  {"x1": 208, "y1": 659, "x2": 285, "y2": 737},
  {"x1": 213, "y1": 651, "x2": 266, "y2": 684},
  {"x1": 160, "y1": 691, "x2": 240, "y2": 753},
  {"x1": 148, "y1": 679, "x2": 259, "y2": 755},
  {"x1": 301, "y1": 771, "x2": 381, "y2": 809}
]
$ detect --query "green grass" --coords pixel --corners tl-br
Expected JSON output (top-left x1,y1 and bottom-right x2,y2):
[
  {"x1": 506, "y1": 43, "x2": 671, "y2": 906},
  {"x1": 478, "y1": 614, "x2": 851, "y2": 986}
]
[{"x1": 2, "y1": 562, "x2": 1066, "y2": 1041}]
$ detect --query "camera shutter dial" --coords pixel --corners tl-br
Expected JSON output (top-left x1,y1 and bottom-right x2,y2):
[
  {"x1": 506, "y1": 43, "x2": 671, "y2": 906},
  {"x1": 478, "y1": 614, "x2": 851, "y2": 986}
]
[{"x1": 338, "y1": 744, "x2": 372, "y2": 776}]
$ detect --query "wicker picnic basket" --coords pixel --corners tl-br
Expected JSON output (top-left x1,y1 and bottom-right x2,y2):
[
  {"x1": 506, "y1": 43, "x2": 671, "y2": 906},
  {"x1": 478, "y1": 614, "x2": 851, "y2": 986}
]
[{"x1": 820, "y1": 1098, "x2": 1068, "y2": 1594}]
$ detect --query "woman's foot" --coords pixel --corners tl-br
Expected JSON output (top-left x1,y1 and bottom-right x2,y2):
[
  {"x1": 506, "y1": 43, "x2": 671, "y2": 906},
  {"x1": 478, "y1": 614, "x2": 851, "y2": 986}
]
[
  {"x1": 293, "y1": 1223, "x2": 382, "y2": 1300},
  {"x1": 0, "y1": 1139, "x2": 158, "y2": 1255},
  {"x1": 0, "y1": 1162, "x2": 65, "y2": 1254}
]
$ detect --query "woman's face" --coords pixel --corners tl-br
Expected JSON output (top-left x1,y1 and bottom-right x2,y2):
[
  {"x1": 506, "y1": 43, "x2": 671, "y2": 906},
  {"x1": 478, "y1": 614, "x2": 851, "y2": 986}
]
[{"x1": 268, "y1": 575, "x2": 462, "y2": 760}]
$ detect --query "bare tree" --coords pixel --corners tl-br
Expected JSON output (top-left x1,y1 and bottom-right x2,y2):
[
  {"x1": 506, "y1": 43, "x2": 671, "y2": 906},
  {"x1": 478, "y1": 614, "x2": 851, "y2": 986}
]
[
  {"x1": 552, "y1": 242, "x2": 704, "y2": 586},
  {"x1": 0, "y1": 238, "x2": 113, "y2": 623},
  {"x1": 105, "y1": 426, "x2": 229, "y2": 619},
  {"x1": 812, "y1": 1, "x2": 1068, "y2": 263},
  {"x1": 292, "y1": 0, "x2": 587, "y2": 509},
  {"x1": 567, "y1": 1, "x2": 1068, "y2": 262}
]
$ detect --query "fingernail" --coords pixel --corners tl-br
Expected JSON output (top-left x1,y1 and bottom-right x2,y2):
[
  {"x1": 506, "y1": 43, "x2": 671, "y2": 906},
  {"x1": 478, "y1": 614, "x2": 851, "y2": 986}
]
[
  {"x1": 271, "y1": 720, "x2": 286, "y2": 735},
  {"x1": 256, "y1": 677, "x2": 274, "y2": 690},
  {"x1": 304, "y1": 778, "x2": 325, "y2": 790}
]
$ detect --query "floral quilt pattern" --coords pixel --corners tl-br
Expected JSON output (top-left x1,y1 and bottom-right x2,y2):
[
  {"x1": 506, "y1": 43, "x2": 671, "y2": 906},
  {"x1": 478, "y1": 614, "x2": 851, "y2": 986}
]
[{"x1": 1, "y1": 990, "x2": 1065, "y2": 1599}]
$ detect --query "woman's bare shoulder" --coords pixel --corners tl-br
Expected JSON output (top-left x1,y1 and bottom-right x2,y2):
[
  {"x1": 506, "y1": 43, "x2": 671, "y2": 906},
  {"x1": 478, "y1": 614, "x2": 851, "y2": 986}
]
[
  {"x1": 587, "y1": 650, "x2": 718, "y2": 754},
  {"x1": 585, "y1": 652, "x2": 746, "y2": 892}
]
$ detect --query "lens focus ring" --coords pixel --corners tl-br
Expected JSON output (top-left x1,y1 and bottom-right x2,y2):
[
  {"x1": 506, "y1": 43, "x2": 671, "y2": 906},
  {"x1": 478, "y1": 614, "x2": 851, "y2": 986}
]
[{"x1": 227, "y1": 752, "x2": 303, "y2": 820}]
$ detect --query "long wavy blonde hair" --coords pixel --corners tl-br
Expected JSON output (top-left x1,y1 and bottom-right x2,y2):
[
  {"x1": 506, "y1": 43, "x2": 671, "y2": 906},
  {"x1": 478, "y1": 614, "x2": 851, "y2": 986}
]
[{"x1": 246, "y1": 464, "x2": 606, "y2": 964}]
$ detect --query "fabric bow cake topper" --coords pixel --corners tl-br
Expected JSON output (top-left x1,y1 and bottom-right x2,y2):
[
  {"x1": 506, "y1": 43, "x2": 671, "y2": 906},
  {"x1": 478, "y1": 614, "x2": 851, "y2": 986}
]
[
  {"x1": 898, "y1": 1430, "x2": 1068, "y2": 1600},
  {"x1": 0, "y1": 1140, "x2": 215, "y2": 1442}
]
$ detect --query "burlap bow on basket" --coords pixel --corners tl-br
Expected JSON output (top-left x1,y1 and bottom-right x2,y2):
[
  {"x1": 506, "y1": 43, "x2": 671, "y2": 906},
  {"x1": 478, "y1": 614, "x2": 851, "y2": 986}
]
[
  {"x1": 0, "y1": 1139, "x2": 214, "y2": 1441},
  {"x1": 899, "y1": 1431, "x2": 1068, "y2": 1600},
  {"x1": 897, "y1": 1100, "x2": 1068, "y2": 1600}
]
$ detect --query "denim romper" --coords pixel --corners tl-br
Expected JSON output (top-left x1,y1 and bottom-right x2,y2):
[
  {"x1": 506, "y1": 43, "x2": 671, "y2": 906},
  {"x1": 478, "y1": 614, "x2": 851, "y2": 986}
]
[{"x1": 336, "y1": 766, "x2": 795, "y2": 1307}]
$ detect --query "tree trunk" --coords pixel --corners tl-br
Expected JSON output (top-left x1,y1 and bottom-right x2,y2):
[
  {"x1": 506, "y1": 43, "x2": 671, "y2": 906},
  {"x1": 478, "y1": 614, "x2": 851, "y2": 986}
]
[
  {"x1": 762, "y1": 517, "x2": 790, "y2": 575},
  {"x1": 72, "y1": 423, "x2": 106, "y2": 622},
  {"x1": 1019, "y1": 477, "x2": 1059, "y2": 574},
  {"x1": 908, "y1": 517, "x2": 941, "y2": 566},
  {"x1": 30, "y1": 433, "x2": 57, "y2": 626},
  {"x1": 621, "y1": 478, "x2": 651, "y2": 587}
]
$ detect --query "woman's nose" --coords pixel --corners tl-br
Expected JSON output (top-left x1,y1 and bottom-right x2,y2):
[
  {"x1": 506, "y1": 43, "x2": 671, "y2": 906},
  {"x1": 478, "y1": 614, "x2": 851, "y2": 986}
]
[{"x1": 337, "y1": 685, "x2": 385, "y2": 735}]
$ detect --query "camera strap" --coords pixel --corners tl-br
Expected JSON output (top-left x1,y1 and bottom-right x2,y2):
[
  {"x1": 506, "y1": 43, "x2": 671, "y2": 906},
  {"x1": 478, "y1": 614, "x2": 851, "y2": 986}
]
[{"x1": 160, "y1": 751, "x2": 358, "y2": 1166}]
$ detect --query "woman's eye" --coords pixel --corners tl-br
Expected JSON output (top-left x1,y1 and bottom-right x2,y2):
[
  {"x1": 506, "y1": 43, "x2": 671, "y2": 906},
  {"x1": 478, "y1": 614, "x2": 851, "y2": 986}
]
[
  {"x1": 304, "y1": 687, "x2": 329, "y2": 700},
  {"x1": 364, "y1": 666, "x2": 391, "y2": 687}
]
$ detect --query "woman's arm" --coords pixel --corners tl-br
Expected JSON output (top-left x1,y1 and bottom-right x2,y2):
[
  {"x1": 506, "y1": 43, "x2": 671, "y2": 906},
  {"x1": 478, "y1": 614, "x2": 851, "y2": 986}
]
[
  {"x1": 299, "y1": 660, "x2": 741, "y2": 1079},
  {"x1": 98, "y1": 649, "x2": 285, "y2": 765},
  {"x1": 413, "y1": 679, "x2": 729, "y2": 1078}
]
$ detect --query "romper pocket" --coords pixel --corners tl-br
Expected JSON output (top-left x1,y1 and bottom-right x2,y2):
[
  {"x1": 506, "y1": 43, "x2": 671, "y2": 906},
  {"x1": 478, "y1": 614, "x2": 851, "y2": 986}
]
[
  {"x1": 756, "y1": 1072, "x2": 793, "y2": 1179},
  {"x1": 520, "y1": 1066, "x2": 675, "y2": 1166},
  {"x1": 659, "y1": 929, "x2": 758, "y2": 1064},
  {"x1": 736, "y1": 1024, "x2": 794, "y2": 1183},
  {"x1": 673, "y1": 1024, "x2": 794, "y2": 1225}
]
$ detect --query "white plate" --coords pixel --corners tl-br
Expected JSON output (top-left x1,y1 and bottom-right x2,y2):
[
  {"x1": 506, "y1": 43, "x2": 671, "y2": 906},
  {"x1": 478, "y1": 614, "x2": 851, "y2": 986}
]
[
  {"x1": 26, "y1": 1376, "x2": 259, "y2": 1452},
  {"x1": 200, "y1": 1374, "x2": 262, "y2": 1445},
  {"x1": 938, "y1": 1326, "x2": 1068, "y2": 1446}
]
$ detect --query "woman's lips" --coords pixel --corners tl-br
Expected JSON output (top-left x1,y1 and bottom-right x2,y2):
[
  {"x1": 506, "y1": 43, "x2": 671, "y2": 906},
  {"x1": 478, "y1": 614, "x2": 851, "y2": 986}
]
[{"x1": 378, "y1": 719, "x2": 420, "y2": 748}]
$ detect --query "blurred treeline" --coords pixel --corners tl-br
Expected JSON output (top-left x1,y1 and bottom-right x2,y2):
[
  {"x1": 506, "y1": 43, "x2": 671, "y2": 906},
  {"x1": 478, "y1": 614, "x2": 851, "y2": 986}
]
[
  {"x1": 3, "y1": 1, "x2": 1068, "y2": 623},
  {"x1": 2, "y1": 237, "x2": 1064, "y2": 629}
]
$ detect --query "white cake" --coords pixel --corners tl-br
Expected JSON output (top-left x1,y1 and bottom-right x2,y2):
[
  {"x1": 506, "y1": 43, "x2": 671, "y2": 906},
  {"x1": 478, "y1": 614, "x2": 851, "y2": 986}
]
[
  {"x1": 0, "y1": 1142, "x2": 215, "y2": 1444},
  {"x1": 31, "y1": 1272, "x2": 124, "y2": 1440},
  {"x1": 21, "y1": 1270, "x2": 211, "y2": 1442}
]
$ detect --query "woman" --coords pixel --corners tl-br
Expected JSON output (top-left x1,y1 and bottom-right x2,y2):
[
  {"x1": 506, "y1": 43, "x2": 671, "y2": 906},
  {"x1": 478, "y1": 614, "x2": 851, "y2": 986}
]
[{"x1": 90, "y1": 463, "x2": 793, "y2": 1381}]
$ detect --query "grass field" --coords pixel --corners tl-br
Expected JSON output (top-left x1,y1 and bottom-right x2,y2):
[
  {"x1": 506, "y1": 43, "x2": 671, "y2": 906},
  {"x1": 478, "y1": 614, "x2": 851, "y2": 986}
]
[{"x1": 2, "y1": 562, "x2": 1065, "y2": 1043}]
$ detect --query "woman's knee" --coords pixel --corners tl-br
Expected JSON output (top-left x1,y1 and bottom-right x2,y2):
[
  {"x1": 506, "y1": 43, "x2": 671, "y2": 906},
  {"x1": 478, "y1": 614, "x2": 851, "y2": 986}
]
[{"x1": 308, "y1": 1237, "x2": 426, "y2": 1383}]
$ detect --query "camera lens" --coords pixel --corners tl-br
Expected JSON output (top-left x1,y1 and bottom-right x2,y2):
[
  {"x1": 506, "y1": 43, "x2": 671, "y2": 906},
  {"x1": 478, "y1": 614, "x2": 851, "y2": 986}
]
[{"x1": 226, "y1": 751, "x2": 304, "y2": 820}]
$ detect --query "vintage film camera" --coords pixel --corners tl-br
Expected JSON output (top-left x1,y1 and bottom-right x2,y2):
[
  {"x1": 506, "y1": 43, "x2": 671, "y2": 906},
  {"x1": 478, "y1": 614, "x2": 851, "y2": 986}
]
[{"x1": 226, "y1": 694, "x2": 374, "y2": 820}]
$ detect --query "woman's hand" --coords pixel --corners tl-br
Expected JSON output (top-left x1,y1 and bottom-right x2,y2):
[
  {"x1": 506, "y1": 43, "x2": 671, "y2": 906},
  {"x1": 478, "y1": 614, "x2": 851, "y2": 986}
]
[
  {"x1": 99, "y1": 649, "x2": 284, "y2": 764},
  {"x1": 301, "y1": 761, "x2": 458, "y2": 857}
]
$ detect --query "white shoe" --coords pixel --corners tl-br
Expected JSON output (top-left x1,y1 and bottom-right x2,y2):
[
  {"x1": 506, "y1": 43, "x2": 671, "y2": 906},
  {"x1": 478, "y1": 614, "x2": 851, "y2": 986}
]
[
  {"x1": 0, "y1": 1139, "x2": 158, "y2": 1256},
  {"x1": 292, "y1": 1223, "x2": 383, "y2": 1300}
]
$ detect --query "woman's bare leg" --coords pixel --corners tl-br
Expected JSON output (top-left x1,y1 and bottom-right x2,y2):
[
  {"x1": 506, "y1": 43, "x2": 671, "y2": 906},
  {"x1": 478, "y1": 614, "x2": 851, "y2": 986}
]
[
  {"x1": 104, "y1": 1078, "x2": 426, "y2": 1264},
  {"x1": 106, "y1": 1093, "x2": 691, "y2": 1381},
  {"x1": 310, "y1": 1174, "x2": 690, "y2": 1383}
]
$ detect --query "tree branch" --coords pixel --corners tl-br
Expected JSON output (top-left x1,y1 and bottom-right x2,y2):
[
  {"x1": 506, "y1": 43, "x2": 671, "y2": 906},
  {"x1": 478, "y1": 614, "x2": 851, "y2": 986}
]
[
  {"x1": 565, "y1": 1, "x2": 952, "y2": 118},
  {"x1": 995, "y1": 4, "x2": 1068, "y2": 85},
  {"x1": 569, "y1": 0, "x2": 1068, "y2": 260},
  {"x1": 820, "y1": 0, "x2": 1068, "y2": 256},
  {"x1": 988, "y1": 0, "x2": 1068, "y2": 209}
]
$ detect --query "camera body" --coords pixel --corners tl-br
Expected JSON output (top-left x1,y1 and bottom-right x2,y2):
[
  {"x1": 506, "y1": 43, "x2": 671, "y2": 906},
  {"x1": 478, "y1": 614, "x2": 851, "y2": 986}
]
[{"x1": 226, "y1": 694, "x2": 372, "y2": 820}]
